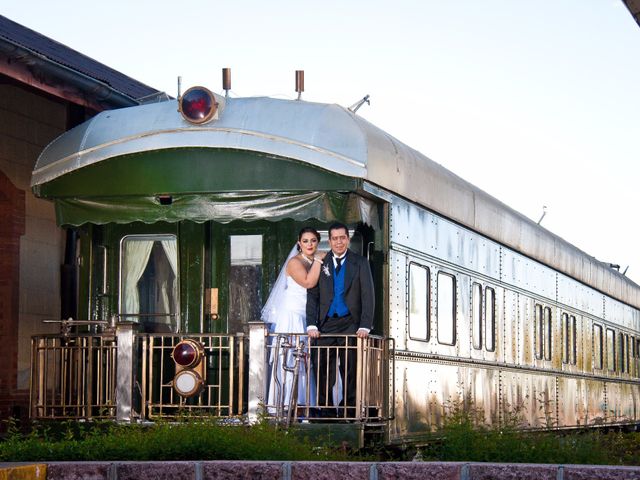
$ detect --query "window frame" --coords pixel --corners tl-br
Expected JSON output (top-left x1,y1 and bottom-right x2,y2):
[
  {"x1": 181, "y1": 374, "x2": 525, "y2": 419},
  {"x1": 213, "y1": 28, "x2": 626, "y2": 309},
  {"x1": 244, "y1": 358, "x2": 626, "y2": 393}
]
[
  {"x1": 118, "y1": 233, "x2": 180, "y2": 331},
  {"x1": 606, "y1": 328, "x2": 616, "y2": 372},
  {"x1": 543, "y1": 306, "x2": 552, "y2": 361},
  {"x1": 485, "y1": 286, "x2": 496, "y2": 352},
  {"x1": 436, "y1": 271, "x2": 457, "y2": 346},
  {"x1": 408, "y1": 262, "x2": 430, "y2": 342},
  {"x1": 535, "y1": 304, "x2": 544, "y2": 360},
  {"x1": 472, "y1": 282, "x2": 483, "y2": 350},
  {"x1": 593, "y1": 324, "x2": 603, "y2": 370}
]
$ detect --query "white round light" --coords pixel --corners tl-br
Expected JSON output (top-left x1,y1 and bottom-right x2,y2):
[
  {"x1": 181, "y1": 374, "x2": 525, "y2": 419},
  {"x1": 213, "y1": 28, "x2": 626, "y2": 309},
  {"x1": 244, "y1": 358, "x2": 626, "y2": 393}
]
[{"x1": 173, "y1": 370, "x2": 203, "y2": 397}]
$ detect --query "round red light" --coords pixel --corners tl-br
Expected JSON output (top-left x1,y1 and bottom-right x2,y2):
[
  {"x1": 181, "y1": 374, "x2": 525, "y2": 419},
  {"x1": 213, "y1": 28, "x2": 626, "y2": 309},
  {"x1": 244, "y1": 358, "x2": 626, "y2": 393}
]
[
  {"x1": 173, "y1": 341, "x2": 198, "y2": 367},
  {"x1": 179, "y1": 86, "x2": 217, "y2": 124}
]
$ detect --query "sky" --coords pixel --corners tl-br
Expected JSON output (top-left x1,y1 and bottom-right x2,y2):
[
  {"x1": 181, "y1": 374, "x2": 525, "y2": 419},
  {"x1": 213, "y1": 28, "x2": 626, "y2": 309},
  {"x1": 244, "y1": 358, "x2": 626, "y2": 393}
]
[{"x1": 4, "y1": 0, "x2": 640, "y2": 284}]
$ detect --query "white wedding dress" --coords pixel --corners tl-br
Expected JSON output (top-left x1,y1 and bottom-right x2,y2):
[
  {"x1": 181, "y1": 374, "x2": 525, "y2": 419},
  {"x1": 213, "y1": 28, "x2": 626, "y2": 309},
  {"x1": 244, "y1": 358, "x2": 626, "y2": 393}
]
[{"x1": 263, "y1": 265, "x2": 316, "y2": 412}]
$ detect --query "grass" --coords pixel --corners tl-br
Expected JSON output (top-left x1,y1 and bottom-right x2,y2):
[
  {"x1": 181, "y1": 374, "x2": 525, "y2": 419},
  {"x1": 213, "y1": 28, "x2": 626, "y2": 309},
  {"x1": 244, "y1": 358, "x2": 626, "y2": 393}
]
[
  {"x1": 0, "y1": 417, "x2": 357, "y2": 462},
  {"x1": 413, "y1": 398, "x2": 640, "y2": 465},
  {"x1": 2, "y1": 402, "x2": 638, "y2": 464}
]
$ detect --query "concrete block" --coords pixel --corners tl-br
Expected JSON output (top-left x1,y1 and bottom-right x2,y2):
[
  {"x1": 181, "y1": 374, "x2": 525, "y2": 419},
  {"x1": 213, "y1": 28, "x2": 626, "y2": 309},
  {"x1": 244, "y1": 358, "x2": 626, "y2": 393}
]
[
  {"x1": 564, "y1": 465, "x2": 640, "y2": 479},
  {"x1": 468, "y1": 463, "x2": 557, "y2": 480},
  {"x1": 117, "y1": 461, "x2": 195, "y2": 480},
  {"x1": 46, "y1": 462, "x2": 111, "y2": 480},
  {"x1": 291, "y1": 461, "x2": 371, "y2": 480},
  {"x1": 24, "y1": 215, "x2": 60, "y2": 246},
  {"x1": 202, "y1": 461, "x2": 283, "y2": 479},
  {"x1": 25, "y1": 194, "x2": 57, "y2": 221},
  {"x1": 378, "y1": 462, "x2": 461, "y2": 480}
]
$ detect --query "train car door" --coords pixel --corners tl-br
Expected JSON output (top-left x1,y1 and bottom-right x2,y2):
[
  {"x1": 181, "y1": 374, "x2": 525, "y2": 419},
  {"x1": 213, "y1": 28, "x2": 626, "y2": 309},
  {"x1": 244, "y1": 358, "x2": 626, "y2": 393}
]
[
  {"x1": 97, "y1": 222, "x2": 188, "y2": 334},
  {"x1": 209, "y1": 221, "x2": 279, "y2": 336}
]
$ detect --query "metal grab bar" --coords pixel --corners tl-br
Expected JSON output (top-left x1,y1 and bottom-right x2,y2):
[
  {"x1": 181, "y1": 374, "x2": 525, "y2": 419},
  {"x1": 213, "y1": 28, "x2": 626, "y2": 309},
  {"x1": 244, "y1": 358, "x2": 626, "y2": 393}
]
[
  {"x1": 270, "y1": 335, "x2": 308, "y2": 426},
  {"x1": 265, "y1": 333, "x2": 391, "y2": 423}
]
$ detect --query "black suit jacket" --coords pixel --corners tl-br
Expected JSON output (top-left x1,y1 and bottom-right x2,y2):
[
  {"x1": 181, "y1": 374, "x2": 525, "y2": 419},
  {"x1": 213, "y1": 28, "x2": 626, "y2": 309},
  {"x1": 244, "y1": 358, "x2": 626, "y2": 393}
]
[{"x1": 306, "y1": 249, "x2": 375, "y2": 332}]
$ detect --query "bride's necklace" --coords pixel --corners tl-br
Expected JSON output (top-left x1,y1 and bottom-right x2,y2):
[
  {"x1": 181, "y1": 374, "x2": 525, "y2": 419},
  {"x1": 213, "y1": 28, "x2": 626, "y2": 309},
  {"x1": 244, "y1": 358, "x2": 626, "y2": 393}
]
[{"x1": 300, "y1": 253, "x2": 314, "y2": 265}]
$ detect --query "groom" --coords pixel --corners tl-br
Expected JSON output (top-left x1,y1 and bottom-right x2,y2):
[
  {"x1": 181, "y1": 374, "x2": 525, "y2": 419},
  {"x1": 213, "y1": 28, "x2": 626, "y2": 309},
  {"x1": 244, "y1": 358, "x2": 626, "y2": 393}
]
[{"x1": 306, "y1": 222, "x2": 375, "y2": 418}]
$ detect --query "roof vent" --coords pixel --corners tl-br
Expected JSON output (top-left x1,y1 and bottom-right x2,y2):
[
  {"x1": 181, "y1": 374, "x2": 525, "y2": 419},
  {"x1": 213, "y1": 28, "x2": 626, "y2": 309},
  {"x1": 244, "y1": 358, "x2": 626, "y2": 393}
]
[
  {"x1": 222, "y1": 68, "x2": 231, "y2": 98},
  {"x1": 295, "y1": 70, "x2": 304, "y2": 100}
]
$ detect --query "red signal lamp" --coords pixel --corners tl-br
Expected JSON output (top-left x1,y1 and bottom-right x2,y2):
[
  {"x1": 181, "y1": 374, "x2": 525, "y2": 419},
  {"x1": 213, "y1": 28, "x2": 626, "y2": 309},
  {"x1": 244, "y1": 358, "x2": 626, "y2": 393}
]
[
  {"x1": 171, "y1": 339, "x2": 206, "y2": 397},
  {"x1": 178, "y1": 86, "x2": 217, "y2": 124}
]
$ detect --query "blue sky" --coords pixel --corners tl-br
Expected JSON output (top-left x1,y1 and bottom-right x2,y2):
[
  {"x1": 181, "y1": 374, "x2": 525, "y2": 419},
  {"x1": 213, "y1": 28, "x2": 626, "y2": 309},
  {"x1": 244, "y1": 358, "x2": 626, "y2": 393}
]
[{"x1": 4, "y1": 0, "x2": 640, "y2": 284}]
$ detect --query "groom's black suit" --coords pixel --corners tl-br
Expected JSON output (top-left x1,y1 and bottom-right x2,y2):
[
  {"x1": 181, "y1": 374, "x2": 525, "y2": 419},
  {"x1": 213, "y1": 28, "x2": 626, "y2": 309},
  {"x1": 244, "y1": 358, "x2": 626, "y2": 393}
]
[{"x1": 306, "y1": 249, "x2": 375, "y2": 417}]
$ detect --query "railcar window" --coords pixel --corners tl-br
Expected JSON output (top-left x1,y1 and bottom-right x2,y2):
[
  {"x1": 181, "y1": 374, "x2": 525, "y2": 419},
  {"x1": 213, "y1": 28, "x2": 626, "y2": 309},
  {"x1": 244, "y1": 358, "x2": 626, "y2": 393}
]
[
  {"x1": 622, "y1": 334, "x2": 629, "y2": 373},
  {"x1": 606, "y1": 328, "x2": 616, "y2": 372},
  {"x1": 544, "y1": 306, "x2": 552, "y2": 361},
  {"x1": 409, "y1": 263, "x2": 430, "y2": 341},
  {"x1": 120, "y1": 235, "x2": 178, "y2": 333},
  {"x1": 562, "y1": 314, "x2": 569, "y2": 364},
  {"x1": 626, "y1": 334, "x2": 630, "y2": 372},
  {"x1": 535, "y1": 304, "x2": 544, "y2": 360},
  {"x1": 620, "y1": 334, "x2": 625, "y2": 373},
  {"x1": 437, "y1": 272, "x2": 456, "y2": 345},
  {"x1": 562, "y1": 314, "x2": 577, "y2": 365},
  {"x1": 472, "y1": 283, "x2": 482, "y2": 349},
  {"x1": 593, "y1": 324, "x2": 603, "y2": 370},
  {"x1": 485, "y1": 287, "x2": 496, "y2": 352},
  {"x1": 229, "y1": 235, "x2": 263, "y2": 333},
  {"x1": 570, "y1": 315, "x2": 577, "y2": 365}
]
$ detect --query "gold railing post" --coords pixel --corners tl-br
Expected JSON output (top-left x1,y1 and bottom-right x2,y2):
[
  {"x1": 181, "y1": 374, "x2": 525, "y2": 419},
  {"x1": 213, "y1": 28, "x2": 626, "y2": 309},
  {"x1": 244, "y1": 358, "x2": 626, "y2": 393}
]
[
  {"x1": 86, "y1": 337, "x2": 93, "y2": 419},
  {"x1": 247, "y1": 322, "x2": 267, "y2": 422},
  {"x1": 236, "y1": 333, "x2": 245, "y2": 415},
  {"x1": 115, "y1": 322, "x2": 137, "y2": 422},
  {"x1": 141, "y1": 335, "x2": 148, "y2": 419},
  {"x1": 229, "y1": 335, "x2": 235, "y2": 416},
  {"x1": 356, "y1": 336, "x2": 364, "y2": 421}
]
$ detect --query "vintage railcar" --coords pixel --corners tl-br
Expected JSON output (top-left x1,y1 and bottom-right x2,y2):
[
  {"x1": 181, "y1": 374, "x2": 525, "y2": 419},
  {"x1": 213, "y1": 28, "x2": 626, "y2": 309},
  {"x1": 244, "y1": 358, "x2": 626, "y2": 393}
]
[{"x1": 29, "y1": 79, "x2": 640, "y2": 446}]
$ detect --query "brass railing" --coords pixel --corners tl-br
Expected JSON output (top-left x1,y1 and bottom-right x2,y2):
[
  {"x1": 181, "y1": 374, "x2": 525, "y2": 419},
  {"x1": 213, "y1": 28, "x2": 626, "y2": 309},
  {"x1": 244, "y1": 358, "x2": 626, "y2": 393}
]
[
  {"x1": 265, "y1": 333, "x2": 392, "y2": 424},
  {"x1": 30, "y1": 326, "x2": 389, "y2": 424},
  {"x1": 30, "y1": 334, "x2": 117, "y2": 419},
  {"x1": 140, "y1": 333, "x2": 246, "y2": 419}
]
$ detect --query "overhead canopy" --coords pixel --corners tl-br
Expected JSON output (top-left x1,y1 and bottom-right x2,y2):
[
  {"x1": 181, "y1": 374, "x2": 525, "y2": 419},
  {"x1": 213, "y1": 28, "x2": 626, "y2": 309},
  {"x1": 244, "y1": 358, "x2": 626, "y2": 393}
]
[{"x1": 55, "y1": 191, "x2": 380, "y2": 229}]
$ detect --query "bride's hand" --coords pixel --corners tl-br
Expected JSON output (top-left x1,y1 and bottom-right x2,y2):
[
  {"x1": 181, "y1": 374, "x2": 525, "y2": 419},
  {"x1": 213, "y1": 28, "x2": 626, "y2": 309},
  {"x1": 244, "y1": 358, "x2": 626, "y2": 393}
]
[{"x1": 315, "y1": 251, "x2": 327, "y2": 260}]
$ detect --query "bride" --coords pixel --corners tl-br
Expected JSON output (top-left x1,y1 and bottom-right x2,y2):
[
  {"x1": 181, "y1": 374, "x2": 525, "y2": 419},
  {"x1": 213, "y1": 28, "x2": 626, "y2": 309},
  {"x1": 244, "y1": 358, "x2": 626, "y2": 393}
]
[{"x1": 261, "y1": 227, "x2": 325, "y2": 414}]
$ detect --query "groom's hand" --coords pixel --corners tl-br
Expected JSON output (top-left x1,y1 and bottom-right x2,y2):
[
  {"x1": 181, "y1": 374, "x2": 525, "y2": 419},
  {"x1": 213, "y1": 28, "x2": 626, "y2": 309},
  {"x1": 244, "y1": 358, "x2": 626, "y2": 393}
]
[
  {"x1": 308, "y1": 328, "x2": 320, "y2": 339},
  {"x1": 356, "y1": 328, "x2": 369, "y2": 339}
]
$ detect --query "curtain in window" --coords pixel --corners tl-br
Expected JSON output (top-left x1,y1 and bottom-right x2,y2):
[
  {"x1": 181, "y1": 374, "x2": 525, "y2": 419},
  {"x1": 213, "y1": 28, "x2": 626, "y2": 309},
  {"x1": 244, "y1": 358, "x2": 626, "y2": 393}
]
[
  {"x1": 122, "y1": 240, "x2": 154, "y2": 318},
  {"x1": 158, "y1": 239, "x2": 178, "y2": 330}
]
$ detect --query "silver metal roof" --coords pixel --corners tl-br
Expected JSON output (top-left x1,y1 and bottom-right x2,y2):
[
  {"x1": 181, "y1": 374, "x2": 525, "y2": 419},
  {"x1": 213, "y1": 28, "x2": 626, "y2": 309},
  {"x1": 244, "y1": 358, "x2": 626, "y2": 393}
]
[{"x1": 33, "y1": 95, "x2": 640, "y2": 309}]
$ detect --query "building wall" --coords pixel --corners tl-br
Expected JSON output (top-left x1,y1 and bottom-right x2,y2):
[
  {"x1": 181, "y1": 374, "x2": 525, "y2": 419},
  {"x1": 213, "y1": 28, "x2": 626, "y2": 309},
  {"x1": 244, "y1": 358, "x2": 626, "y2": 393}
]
[{"x1": 0, "y1": 82, "x2": 67, "y2": 418}]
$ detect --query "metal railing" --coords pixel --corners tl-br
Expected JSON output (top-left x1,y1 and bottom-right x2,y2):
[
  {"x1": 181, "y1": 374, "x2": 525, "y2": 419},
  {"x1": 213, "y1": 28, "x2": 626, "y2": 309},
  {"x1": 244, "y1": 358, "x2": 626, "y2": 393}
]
[
  {"x1": 30, "y1": 323, "x2": 390, "y2": 425},
  {"x1": 140, "y1": 333, "x2": 245, "y2": 419},
  {"x1": 30, "y1": 334, "x2": 117, "y2": 419},
  {"x1": 264, "y1": 333, "x2": 392, "y2": 425}
]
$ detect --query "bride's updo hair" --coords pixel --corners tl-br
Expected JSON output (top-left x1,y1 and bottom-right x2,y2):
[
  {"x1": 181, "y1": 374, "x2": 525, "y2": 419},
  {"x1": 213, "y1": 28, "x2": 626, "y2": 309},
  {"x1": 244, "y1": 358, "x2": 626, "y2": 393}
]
[{"x1": 296, "y1": 227, "x2": 321, "y2": 252}]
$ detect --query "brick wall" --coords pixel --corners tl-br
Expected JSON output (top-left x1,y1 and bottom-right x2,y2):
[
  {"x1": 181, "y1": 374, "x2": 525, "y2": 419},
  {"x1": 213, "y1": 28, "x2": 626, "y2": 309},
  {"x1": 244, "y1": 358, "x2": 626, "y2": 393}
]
[
  {"x1": 0, "y1": 172, "x2": 25, "y2": 418},
  {"x1": 0, "y1": 82, "x2": 67, "y2": 419}
]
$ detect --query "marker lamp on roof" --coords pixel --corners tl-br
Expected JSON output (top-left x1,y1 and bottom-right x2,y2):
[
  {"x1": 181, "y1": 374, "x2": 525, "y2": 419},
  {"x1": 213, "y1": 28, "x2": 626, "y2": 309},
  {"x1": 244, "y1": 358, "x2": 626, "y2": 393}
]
[{"x1": 179, "y1": 86, "x2": 217, "y2": 124}]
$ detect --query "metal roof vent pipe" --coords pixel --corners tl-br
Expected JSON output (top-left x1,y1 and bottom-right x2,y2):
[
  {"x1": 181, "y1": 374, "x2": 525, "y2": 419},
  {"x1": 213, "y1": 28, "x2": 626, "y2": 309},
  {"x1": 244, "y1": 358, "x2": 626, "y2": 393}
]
[
  {"x1": 222, "y1": 68, "x2": 231, "y2": 99},
  {"x1": 295, "y1": 70, "x2": 304, "y2": 100}
]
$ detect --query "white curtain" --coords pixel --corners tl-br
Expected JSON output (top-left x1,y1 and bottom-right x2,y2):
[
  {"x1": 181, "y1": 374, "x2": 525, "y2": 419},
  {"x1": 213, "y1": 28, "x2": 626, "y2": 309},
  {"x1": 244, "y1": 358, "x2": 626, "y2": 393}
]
[
  {"x1": 158, "y1": 239, "x2": 179, "y2": 330},
  {"x1": 122, "y1": 240, "x2": 154, "y2": 319},
  {"x1": 161, "y1": 240, "x2": 178, "y2": 277}
]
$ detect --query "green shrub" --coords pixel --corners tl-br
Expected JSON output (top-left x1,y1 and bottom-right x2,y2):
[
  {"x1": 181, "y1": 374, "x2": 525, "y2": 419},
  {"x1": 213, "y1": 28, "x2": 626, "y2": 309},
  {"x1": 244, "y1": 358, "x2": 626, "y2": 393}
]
[
  {"x1": 0, "y1": 418, "x2": 354, "y2": 462},
  {"x1": 417, "y1": 397, "x2": 640, "y2": 465}
]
